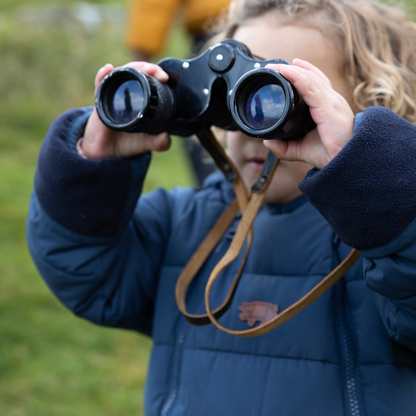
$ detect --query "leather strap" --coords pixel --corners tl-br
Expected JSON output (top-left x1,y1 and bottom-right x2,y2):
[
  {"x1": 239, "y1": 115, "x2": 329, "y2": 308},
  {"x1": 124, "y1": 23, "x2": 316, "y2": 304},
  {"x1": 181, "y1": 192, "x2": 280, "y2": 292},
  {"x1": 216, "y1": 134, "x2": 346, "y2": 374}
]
[
  {"x1": 175, "y1": 126, "x2": 253, "y2": 325},
  {"x1": 175, "y1": 199, "x2": 240, "y2": 325},
  {"x1": 205, "y1": 245, "x2": 360, "y2": 337},
  {"x1": 174, "y1": 126, "x2": 361, "y2": 336}
]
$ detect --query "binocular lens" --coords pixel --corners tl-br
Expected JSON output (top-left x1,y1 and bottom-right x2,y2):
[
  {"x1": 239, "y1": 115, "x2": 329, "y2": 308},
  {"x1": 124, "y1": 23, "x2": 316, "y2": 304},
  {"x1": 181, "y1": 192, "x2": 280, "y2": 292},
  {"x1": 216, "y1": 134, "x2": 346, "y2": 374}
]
[
  {"x1": 96, "y1": 66, "x2": 175, "y2": 134},
  {"x1": 110, "y1": 80, "x2": 145, "y2": 124},
  {"x1": 244, "y1": 83, "x2": 285, "y2": 130}
]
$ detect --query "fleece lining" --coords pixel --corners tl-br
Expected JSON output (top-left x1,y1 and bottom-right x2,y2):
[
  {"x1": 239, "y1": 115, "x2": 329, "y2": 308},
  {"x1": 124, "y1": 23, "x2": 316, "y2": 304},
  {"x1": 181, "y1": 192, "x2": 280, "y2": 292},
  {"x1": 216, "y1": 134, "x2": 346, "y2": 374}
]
[
  {"x1": 34, "y1": 108, "x2": 150, "y2": 237},
  {"x1": 300, "y1": 106, "x2": 416, "y2": 256}
]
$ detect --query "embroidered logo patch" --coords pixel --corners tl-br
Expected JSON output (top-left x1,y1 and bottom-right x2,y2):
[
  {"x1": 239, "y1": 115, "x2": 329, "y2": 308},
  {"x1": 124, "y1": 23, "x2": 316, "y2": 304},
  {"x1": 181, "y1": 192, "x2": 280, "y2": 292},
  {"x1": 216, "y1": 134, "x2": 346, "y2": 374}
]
[{"x1": 238, "y1": 301, "x2": 279, "y2": 327}]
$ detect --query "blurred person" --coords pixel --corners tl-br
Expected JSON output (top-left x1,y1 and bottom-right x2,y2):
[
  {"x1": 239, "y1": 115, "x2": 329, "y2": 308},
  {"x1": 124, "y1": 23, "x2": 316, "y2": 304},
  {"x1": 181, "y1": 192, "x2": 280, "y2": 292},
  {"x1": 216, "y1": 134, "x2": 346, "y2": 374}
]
[
  {"x1": 126, "y1": 0, "x2": 233, "y2": 187},
  {"x1": 126, "y1": 0, "x2": 232, "y2": 61}
]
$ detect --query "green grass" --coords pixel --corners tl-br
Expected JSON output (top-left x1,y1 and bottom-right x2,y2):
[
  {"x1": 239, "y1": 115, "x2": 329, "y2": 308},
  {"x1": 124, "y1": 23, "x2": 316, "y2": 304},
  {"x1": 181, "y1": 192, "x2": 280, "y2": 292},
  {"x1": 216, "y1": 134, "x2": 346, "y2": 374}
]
[
  {"x1": 2, "y1": 0, "x2": 416, "y2": 415},
  {"x1": 0, "y1": 2, "x2": 193, "y2": 415}
]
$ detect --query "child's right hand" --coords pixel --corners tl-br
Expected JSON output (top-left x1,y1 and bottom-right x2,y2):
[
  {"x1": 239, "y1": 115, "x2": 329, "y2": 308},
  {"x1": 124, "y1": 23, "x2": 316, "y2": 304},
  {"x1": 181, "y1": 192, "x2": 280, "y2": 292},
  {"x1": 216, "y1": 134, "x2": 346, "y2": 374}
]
[
  {"x1": 81, "y1": 63, "x2": 172, "y2": 159},
  {"x1": 264, "y1": 59, "x2": 355, "y2": 170}
]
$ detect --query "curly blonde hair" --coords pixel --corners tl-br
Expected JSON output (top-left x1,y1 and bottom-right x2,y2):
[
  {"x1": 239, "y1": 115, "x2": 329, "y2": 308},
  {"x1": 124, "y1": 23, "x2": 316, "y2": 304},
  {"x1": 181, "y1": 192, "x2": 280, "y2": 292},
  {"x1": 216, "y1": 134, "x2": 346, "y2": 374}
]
[{"x1": 213, "y1": 0, "x2": 416, "y2": 123}]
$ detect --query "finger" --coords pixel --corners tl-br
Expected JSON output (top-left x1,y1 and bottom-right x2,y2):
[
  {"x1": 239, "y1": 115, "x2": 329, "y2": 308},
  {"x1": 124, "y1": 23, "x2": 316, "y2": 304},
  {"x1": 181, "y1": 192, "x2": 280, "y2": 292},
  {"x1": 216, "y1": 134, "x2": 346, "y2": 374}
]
[
  {"x1": 94, "y1": 63, "x2": 114, "y2": 92},
  {"x1": 264, "y1": 128, "x2": 325, "y2": 167},
  {"x1": 148, "y1": 132, "x2": 172, "y2": 152},
  {"x1": 135, "y1": 132, "x2": 172, "y2": 153},
  {"x1": 122, "y1": 62, "x2": 169, "y2": 83},
  {"x1": 291, "y1": 59, "x2": 332, "y2": 88},
  {"x1": 116, "y1": 132, "x2": 172, "y2": 157},
  {"x1": 270, "y1": 65, "x2": 332, "y2": 113},
  {"x1": 263, "y1": 138, "x2": 302, "y2": 162}
]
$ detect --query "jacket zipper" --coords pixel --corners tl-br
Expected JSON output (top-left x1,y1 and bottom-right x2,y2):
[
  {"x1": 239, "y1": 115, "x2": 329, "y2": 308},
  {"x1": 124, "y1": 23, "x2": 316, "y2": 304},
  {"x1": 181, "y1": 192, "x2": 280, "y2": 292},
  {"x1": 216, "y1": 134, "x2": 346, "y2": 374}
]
[
  {"x1": 160, "y1": 325, "x2": 186, "y2": 416},
  {"x1": 161, "y1": 236, "x2": 231, "y2": 416},
  {"x1": 334, "y1": 239, "x2": 362, "y2": 416}
]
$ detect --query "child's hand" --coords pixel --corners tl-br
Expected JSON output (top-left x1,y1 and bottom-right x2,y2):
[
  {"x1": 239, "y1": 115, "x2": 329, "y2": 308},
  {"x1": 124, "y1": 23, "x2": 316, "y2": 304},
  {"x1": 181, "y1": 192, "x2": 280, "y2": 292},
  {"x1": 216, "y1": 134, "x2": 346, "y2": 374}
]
[
  {"x1": 264, "y1": 59, "x2": 355, "y2": 170},
  {"x1": 81, "y1": 62, "x2": 171, "y2": 159}
]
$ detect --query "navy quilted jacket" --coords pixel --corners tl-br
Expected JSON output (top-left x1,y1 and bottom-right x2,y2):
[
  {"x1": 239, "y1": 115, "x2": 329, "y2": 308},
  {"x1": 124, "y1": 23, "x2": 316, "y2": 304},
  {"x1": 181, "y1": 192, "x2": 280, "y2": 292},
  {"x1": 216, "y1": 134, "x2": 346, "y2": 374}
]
[{"x1": 27, "y1": 106, "x2": 416, "y2": 415}]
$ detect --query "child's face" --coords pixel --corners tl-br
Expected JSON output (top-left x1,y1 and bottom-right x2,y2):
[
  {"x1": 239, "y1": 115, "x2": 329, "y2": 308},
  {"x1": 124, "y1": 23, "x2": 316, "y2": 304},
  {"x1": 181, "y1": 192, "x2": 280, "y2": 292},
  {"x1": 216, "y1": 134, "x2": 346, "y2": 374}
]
[{"x1": 228, "y1": 18, "x2": 353, "y2": 204}]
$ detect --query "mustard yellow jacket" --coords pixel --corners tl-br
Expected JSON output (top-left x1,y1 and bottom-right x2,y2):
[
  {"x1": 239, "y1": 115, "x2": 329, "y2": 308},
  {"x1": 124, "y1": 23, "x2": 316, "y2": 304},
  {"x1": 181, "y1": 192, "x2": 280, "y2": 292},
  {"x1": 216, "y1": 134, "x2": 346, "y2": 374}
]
[{"x1": 126, "y1": 0, "x2": 231, "y2": 55}]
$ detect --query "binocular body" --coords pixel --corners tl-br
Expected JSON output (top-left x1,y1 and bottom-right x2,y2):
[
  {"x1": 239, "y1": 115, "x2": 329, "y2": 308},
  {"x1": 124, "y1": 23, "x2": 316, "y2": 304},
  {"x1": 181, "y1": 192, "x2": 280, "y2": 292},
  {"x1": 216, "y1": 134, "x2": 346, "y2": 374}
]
[{"x1": 96, "y1": 39, "x2": 314, "y2": 140}]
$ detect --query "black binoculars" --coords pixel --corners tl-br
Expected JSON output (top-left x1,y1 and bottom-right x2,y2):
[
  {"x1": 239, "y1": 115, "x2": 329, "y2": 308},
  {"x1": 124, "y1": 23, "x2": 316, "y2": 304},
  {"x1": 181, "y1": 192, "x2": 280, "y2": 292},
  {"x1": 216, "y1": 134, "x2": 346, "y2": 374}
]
[{"x1": 95, "y1": 39, "x2": 314, "y2": 141}]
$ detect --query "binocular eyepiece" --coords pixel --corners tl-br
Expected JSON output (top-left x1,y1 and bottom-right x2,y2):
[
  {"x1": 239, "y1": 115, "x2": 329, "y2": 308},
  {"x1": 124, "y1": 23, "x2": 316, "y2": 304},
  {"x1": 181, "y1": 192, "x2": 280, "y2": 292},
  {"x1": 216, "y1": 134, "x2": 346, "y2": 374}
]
[{"x1": 96, "y1": 39, "x2": 314, "y2": 141}]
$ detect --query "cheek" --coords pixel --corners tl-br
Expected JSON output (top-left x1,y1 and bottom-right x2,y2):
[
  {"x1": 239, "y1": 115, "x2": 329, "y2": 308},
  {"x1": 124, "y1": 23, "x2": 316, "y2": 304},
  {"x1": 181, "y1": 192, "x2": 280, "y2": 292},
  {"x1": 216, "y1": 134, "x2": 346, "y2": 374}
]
[
  {"x1": 226, "y1": 133, "x2": 243, "y2": 164},
  {"x1": 326, "y1": 69, "x2": 356, "y2": 112},
  {"x1": 288, "y1": 161, "x2": 313, "y2": 182},
  {"x1": 274, "y1": 161, "x2": 312, "y2": 186}
]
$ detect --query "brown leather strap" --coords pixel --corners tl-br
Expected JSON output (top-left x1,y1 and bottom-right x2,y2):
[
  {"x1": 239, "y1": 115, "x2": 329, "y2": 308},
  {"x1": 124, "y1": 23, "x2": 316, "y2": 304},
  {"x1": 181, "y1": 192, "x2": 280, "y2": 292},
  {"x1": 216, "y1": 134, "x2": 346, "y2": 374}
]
[
  {"x1": 175, "y1": 127, "x2": 362, "y2": 336},
  {"x1": 174, "y1": 126, "x2": 255, "y2": 326},
  {"x1": 205, "y1": 247, "x2": 360, "y2": 337},
  {"x1": 175, "y1": 199, "x2": 240, "y2": 325},
  {"x1": 202, "y1": 151, "x2": 361, "y2": 336},
  {"x1": 174, "y1": 167, "x2": 254, "y2": 325},
  {"x1": 175, "y1": 150, "x2": 279, "y2": 327},
  {"x1": 196, "y1": 125, "x2": 250, "y2": 212}
]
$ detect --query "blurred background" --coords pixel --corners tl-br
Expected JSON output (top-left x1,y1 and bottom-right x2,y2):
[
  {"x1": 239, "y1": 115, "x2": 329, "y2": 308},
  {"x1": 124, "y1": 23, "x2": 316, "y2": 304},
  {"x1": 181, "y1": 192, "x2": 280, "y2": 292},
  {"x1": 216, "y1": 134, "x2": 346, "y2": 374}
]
[
  {"x1": 0, "y1": 1, "x2": 193, "y2": 415},
  {"x1": 1, "y1": 0, "x2": 415, "y2": 415}
]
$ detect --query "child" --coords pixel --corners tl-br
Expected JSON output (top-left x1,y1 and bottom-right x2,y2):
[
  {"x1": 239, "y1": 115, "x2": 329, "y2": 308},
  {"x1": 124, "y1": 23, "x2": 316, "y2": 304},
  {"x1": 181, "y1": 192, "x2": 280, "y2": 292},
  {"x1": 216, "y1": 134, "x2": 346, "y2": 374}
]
[{"x1": 27, "y1": 0, "x2": 416, "y2": 414}]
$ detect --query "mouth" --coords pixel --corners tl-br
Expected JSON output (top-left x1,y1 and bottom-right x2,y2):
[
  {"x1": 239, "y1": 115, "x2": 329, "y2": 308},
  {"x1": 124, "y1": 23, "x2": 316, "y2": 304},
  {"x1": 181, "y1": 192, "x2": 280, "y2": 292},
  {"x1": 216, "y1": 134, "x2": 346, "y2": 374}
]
[{"x1": 247, "y1": 157, "x2": 266, "y2": 171}]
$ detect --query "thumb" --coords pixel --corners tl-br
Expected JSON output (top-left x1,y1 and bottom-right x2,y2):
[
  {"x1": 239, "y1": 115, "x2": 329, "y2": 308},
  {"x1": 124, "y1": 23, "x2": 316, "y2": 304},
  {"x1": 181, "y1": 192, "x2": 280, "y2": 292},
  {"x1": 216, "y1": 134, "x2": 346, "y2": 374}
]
[
  {"x1": 143, "y1": 132, "x2": 172, "y2": 152},
  {"x1": 113, "y1": 132, "x2": 172, "y2": 158},
  {"x1": 264, "y1": 138, "x2": 302, "y2": 161}
]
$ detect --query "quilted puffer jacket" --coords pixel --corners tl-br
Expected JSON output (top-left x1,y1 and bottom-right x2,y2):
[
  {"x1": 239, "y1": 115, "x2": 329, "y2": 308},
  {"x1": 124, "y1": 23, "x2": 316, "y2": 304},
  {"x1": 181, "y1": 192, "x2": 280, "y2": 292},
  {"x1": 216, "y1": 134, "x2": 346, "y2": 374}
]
[{"x1": 27, "y1": 106, "x2": 416, "y2": 415}]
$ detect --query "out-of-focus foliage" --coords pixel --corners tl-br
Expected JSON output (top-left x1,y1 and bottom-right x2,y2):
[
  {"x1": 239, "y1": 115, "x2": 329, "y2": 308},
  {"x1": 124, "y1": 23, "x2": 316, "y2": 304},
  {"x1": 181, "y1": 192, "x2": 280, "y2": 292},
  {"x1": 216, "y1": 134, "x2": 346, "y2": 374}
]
[{"x1": 0, "y1": 2, "x2": 192, "y2": 415}]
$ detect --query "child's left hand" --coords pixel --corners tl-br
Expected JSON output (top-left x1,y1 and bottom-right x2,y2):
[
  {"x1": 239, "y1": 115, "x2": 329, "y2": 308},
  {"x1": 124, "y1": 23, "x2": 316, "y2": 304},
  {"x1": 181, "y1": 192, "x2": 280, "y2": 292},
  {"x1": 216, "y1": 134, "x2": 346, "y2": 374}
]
[{"x1": 264, "y1": 59, "x2": 355, "y2": 170}]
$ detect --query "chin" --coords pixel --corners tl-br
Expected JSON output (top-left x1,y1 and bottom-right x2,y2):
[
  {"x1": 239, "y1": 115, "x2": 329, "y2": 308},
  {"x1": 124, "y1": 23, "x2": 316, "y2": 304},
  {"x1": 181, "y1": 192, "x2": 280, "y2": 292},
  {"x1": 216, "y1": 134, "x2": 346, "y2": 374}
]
[{"x1": 265, "y1": 181, "x2": 302, "y2": 205}]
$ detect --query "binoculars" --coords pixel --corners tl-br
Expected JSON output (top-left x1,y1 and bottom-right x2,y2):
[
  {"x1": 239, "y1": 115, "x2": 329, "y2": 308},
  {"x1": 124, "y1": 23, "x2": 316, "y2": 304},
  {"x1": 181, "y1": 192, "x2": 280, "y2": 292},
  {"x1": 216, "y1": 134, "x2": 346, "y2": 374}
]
[{"x1": 95, "y1": 39, "x2": 314, "y2": 141}]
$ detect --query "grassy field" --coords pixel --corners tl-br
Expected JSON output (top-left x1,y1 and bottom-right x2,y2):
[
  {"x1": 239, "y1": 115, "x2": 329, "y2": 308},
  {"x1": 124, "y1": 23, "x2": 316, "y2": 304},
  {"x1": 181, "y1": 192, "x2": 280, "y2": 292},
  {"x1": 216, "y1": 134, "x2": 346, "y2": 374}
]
[
  {"x1": 0, "y1": 1, "x2": 192, "y2": 415},
  {"x1": 2, "y1": 0, "x2": 416, "y2": 415}
]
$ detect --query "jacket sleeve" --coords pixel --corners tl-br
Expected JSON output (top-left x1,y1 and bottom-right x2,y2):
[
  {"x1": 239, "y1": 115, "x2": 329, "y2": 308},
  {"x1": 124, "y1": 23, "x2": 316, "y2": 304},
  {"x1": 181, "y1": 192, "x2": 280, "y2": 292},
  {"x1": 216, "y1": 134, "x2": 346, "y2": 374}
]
[
  {"x1": 26, "y1": 108, "x2": 180, "y2": 335},
  {"x1": 299, "y1": 106, "x2": 416, "y2": 351}
]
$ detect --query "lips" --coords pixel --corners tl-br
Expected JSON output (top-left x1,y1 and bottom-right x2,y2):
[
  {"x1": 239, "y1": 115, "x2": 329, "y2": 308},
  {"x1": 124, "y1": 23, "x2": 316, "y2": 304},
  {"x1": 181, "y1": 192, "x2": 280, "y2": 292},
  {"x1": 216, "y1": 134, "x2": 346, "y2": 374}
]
[{"x1": 247, "y1": 157, "x2": 266, "y2": 170}]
